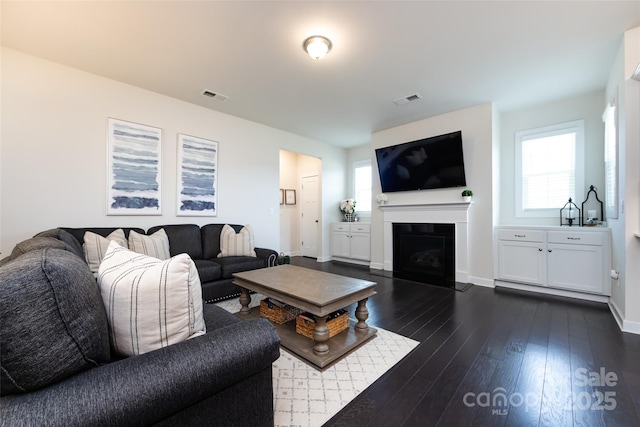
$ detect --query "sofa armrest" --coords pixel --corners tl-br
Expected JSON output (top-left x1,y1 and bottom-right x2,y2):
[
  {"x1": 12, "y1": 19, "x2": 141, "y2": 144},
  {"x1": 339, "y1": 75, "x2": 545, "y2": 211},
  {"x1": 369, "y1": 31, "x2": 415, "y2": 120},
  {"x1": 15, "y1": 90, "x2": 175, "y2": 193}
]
[
  {"x1": 0, "y1": 319, "x2": 280, "y2": 427},
  {"x1": 255, "y1": 248, "x2": 278, "y2": 267}
]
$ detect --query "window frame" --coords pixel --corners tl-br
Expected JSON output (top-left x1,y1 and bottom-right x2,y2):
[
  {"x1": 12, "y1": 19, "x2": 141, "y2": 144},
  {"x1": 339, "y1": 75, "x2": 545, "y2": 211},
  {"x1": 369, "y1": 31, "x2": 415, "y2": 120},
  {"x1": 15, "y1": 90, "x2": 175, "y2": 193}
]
[
  {"x1": 514, "y1": 119, "x2": 585, "y2": 218},
  {"x1": 353, "y1": 159, "x2": 372, "y2": 213}
]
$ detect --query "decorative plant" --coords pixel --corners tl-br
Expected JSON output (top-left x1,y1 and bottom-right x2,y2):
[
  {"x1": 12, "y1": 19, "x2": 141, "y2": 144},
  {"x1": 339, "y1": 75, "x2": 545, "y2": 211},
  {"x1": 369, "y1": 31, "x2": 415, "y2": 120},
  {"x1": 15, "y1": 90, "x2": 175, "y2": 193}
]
[
  {"x1": 461, "y1": 189, "x2": 473, "y2": 197},
  {"x1": 339, "y1": 198, "x2": 357, "y2": 214},
  {"x1": 375, "y1": 193, "x2": 388, "y2": 203}
]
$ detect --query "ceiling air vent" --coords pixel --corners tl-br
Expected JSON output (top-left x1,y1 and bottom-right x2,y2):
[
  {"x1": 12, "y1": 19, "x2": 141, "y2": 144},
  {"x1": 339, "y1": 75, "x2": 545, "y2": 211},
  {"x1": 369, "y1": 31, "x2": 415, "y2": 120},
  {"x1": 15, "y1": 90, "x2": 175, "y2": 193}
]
[
  {"x1": 202, "y1": 90, "x2": 230, "y2": 102},
  {"x1": 393, "y1": 93, "x2": 422, "y2": 106}
]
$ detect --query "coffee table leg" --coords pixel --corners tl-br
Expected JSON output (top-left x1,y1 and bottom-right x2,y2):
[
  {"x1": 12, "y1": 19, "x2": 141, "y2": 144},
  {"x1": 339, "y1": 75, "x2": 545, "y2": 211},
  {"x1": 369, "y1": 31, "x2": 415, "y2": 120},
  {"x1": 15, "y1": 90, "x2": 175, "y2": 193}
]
[
  {"x1": 313, "y1": 315, "x2": 330, "y2": 356},
  {"x1": 239, "y1": 287, "x2": 251, "y2": 314},
  {"x1": 355, "y1": 298, "x2": 369, "y2": 331}
]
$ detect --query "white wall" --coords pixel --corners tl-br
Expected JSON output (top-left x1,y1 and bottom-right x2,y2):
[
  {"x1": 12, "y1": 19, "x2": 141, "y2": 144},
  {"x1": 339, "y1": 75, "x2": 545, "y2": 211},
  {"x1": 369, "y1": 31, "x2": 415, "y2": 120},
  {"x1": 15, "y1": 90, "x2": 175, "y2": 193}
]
[
  {"x1": 498, "y1": 90, "x2": 606, "y2": 226},
  {"x1": 1, "y1": 48, "x2": 346, "y2": 257},
  {"x1": 370, "y1": 103, "x2": 495, "y2": 285},
  {"x1": 607, "y1": 26, "x2": 640, "y2": 333}
]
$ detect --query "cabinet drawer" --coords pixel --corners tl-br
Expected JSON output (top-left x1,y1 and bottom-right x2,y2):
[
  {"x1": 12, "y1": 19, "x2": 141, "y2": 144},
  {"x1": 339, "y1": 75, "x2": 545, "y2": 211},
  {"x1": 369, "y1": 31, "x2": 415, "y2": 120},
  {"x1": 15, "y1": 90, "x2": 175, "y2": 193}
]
[
  {"x1": 332, "y1": 223, "x2": 350, "y2": 232},
  {"x1": 548, "y1": 231, "x2": 603, "y2": 246},
  {"x1": 350, "y1": 224, "x2": 370, "y2": 233},
  {"x1": 497, "y1": 229, "x2": 545, "y2": 243}
]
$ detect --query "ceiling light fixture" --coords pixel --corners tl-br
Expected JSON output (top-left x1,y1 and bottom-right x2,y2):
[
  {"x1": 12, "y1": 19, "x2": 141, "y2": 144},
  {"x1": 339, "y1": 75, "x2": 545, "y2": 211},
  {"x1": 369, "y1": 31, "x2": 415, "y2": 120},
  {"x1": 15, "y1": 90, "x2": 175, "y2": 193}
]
[{"x1": 303, "y1": 35, "x2": 332, "y2": 60}]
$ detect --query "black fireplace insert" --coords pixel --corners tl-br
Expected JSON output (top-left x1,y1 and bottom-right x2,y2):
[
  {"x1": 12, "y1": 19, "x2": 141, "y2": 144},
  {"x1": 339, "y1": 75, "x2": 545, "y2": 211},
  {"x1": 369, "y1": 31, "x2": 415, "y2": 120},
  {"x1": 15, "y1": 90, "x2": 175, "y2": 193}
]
[{"x1": 392, "y1": 223, "x2": 455, "y2": 288}]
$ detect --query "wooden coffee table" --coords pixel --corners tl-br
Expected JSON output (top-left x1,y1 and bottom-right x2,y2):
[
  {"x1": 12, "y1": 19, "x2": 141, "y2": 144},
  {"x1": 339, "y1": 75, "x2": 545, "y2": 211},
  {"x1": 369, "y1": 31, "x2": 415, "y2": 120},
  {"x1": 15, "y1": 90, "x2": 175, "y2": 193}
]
[{"x1": 233, "y1": 264, "x2": 377, "y2": 368}]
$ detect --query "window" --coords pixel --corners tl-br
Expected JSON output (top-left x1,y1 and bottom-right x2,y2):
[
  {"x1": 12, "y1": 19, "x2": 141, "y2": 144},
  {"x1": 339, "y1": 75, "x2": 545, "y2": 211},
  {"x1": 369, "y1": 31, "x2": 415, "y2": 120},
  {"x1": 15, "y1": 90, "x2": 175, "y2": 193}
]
[
  {"x1": 515, "y1": 120, "x2": 585, "y2": 217},
  {"x1": 353, "y1": 160, "x2": 372, "y2": 212},
  {"x1": 603, "y1": 100, "x2": 618, "y2": 219}
]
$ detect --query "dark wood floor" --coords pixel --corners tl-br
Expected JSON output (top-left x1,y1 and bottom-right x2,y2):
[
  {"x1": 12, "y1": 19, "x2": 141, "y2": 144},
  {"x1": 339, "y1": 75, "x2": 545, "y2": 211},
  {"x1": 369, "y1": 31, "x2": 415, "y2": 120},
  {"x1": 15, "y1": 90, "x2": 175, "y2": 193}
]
[{"x1": 287, "y1": 257, "x2": 640, "y2": 427}]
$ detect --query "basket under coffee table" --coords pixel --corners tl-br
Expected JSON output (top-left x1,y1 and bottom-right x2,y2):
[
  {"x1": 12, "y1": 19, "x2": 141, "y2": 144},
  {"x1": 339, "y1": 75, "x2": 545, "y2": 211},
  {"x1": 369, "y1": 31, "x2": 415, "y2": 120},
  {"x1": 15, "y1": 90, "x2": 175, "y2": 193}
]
[{"x1": 233, "y1": 264, "x2": 377, "y2": 369}]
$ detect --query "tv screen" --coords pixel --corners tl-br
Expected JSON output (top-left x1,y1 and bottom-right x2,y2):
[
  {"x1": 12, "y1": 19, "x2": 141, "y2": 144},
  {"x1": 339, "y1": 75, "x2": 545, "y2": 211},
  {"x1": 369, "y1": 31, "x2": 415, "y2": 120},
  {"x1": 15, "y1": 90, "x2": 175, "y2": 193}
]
[{"x1": 375, "y1": 131, "x2": 467, "y2": 193}]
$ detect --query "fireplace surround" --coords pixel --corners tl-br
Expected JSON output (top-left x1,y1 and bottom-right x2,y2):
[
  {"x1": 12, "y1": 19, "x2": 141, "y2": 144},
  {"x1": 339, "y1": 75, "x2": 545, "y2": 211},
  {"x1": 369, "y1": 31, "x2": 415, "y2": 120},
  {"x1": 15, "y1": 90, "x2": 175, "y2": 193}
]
[{"x1": 380, "y1": 202, "x2": 470, "y2": 284}]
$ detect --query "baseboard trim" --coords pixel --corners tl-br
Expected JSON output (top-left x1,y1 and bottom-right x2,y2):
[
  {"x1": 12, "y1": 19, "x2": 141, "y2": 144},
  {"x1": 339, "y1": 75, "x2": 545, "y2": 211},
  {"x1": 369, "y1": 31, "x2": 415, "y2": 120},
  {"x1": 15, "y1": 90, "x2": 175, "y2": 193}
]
[
  {"x1": 494, "y1": 280, "x2": 610, "y2": 303},
  {"x1": 469, "y1": 276, "x2": 495, "y2": 288},
  {"x1": 609, "y1": 299, "x2": 640, "y2": 335}
]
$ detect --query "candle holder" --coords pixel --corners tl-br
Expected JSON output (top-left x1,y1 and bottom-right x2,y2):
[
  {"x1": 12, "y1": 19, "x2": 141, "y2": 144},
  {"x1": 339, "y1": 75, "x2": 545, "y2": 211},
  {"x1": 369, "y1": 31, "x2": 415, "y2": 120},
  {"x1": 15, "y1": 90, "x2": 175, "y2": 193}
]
[
  {"x1": 581, "y1": 185, "x2": 604, "y2": 226},
  {"x1": 560, "y1": 198, "x2": 581, "y2": 226}
]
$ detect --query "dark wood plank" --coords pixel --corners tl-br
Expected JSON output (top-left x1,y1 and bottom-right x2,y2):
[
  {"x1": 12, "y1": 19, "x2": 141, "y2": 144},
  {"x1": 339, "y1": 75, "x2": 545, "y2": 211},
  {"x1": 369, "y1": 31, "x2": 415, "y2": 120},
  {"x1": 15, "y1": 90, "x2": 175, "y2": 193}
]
[{"x1": 284, "y1": 257, "x2": 640, "y2": 427}]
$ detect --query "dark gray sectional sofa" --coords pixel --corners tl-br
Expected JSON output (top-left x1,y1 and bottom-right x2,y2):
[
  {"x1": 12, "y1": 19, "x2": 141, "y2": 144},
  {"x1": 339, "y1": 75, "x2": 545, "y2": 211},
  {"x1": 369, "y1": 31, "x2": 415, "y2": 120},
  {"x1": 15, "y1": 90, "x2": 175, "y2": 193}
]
[
  {"x1": 0, "y1": 226, "x2": 282, "y2": 426},
  {"x1": 62, "y1": 223, "x2": 279, "y2": 302}
]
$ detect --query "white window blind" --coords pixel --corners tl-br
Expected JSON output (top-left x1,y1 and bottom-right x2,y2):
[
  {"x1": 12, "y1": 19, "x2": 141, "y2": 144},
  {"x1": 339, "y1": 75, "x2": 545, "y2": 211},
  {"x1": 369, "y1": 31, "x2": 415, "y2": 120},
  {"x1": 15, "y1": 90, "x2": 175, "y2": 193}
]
[
  {"x1": 515, "y1": 120, "x2": 585, "y2": 218},
  {"x1": 603, "y1": 102, "x2": 618, "y2": 219},
  {"x1": 354, "y1": 160, "x2": 372, "y2": 212}
]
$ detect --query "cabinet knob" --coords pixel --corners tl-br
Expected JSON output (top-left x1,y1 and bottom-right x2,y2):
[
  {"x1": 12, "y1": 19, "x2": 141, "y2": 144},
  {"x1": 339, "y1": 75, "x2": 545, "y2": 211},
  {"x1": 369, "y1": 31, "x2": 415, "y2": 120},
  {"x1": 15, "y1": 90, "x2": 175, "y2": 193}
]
[
  {"x1": 548, "y1": 249, "x2": 552, "y2": 253},
  {"x1": 538, "y1": 248, "x2": 543, "y2": 251}
]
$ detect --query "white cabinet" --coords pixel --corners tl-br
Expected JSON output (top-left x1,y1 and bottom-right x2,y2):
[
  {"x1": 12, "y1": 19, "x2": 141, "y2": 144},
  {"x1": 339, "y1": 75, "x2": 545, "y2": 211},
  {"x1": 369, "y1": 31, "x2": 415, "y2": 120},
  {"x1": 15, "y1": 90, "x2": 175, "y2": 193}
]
[
  {"x1": 331, "y1": 223, "x2": 370, "y2": 264},
  {"x1": 494, "y1": 227, "x2": 611, "y2": 296}
]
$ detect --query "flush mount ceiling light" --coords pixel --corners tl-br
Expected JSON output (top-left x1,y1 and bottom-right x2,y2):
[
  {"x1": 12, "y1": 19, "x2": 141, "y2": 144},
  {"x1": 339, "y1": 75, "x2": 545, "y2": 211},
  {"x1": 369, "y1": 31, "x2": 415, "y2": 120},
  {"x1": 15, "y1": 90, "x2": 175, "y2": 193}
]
[{"x1": 303, "y1": 35, "x2": 332, "y2": 60}]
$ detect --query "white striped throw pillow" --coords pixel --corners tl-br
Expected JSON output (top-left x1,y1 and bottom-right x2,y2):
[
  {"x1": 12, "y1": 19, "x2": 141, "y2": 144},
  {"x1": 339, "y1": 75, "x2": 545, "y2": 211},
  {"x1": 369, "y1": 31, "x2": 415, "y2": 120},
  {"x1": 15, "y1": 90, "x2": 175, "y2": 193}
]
[
  {"x1": 218, "y1": 224, "x2": 257, "y2": 257},
  {"x1": 128, "y1": 229, "x2": 170, "y2": 260},
  {"x1": 97, "y1": 241, "x2": 205, "y2": 357},
  {"x1": 83, "y1": 229, "x2": 128, "y2": 274}
]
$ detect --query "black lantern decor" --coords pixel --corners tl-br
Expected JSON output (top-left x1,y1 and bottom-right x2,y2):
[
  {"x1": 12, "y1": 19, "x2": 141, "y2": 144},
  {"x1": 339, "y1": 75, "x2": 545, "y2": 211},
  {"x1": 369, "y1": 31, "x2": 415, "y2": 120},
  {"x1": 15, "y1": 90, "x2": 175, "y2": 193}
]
[
  {"x1": 560, "y1": 198, "x2": 580, "y2": 226},
  {"x1": 581, "y1": 185, "x2": 604, "y2": 226}
]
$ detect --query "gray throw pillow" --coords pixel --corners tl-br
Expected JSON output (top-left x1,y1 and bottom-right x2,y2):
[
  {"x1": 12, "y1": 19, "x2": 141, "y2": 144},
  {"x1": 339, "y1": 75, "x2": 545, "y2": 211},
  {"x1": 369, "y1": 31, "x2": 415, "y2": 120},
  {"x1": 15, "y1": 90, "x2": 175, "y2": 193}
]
[{"x1": 0, "y1": 248, "x2": 111, "y2": 395}]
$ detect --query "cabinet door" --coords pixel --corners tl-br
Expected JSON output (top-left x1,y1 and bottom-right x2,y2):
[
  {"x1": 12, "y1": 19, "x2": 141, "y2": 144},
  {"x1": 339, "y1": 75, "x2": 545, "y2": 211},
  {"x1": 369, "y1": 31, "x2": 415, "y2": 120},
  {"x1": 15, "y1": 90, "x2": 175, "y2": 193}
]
[
  {"x1": 547, "y1": 243, "x2": 604, "y2": 294},
  {"x1": 349, "y1": 232, "x2": 370, "y2": 261},
  {"x1": 331, "y1": 231, "x2": 351, "y2": 258},
  {"x1": 497, "y1": 240, "x2": 546, "y2": 285}
]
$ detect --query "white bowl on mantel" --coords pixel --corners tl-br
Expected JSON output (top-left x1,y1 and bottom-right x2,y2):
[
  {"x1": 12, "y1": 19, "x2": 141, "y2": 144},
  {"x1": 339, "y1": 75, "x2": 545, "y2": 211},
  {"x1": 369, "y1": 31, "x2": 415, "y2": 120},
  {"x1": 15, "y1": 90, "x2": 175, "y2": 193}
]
[{"x1": 462, "y1": 196, "x2": 472, "y2": 203}]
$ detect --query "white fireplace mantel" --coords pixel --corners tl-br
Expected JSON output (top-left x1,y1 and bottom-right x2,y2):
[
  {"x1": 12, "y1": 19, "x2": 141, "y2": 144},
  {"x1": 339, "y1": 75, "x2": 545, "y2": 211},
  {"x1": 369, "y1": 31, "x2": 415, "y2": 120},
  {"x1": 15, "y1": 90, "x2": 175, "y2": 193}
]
[{"x1": 380, "y1": 202, "x2": 471, "y2": 283}]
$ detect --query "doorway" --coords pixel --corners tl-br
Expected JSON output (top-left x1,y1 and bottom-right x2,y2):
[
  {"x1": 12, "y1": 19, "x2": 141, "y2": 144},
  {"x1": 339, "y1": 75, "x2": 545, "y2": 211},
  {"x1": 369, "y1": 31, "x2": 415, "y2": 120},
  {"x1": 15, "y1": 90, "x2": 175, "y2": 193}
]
[
  {"x1": 279, "y1": 150, "x2": 322, "y2": 258},
  {"x1": 301, "y1": 175, "x2": 319, "y2": 258}
]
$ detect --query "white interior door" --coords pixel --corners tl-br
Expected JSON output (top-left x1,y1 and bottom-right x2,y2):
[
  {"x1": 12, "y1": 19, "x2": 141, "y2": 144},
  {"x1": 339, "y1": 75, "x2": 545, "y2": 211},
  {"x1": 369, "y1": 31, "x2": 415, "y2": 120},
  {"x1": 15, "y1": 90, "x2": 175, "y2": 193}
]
[{"x1": 301, "y1": 175, "x2": 319, "y2": 258}]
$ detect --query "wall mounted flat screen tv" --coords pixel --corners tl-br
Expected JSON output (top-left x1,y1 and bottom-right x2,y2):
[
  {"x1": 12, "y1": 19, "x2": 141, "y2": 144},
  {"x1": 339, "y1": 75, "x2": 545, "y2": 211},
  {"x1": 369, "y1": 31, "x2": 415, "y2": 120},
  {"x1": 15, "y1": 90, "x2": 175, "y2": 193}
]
[{"x1": 375, "y1": 131, "x2": 467, "y2": 193}]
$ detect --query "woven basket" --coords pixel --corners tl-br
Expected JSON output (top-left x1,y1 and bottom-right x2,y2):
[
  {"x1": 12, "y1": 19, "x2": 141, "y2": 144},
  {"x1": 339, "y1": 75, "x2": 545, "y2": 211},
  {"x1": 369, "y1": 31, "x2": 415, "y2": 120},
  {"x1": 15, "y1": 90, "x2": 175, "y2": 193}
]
[
  {"x1": 296, "y1": 310, "x2": 349, "y2": 339},
  {"x1": 259, "y1": 299, "x2": 302, "y2": 324}
]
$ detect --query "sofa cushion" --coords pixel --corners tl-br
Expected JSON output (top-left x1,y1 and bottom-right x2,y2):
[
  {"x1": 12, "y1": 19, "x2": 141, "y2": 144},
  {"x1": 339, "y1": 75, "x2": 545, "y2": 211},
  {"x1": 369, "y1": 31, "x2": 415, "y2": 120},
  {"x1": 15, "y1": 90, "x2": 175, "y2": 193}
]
[
  {"x1": 128, "y1": 229, "x2": 170, "y2": 260},
  {"x1": 7, "y1": 236, "x2": 78, "y2": 261},
  {"x1": 192, "y1": 259, "x2": 222, "y2": 283},
  {"x1": 201, "y1": 223, "x2": 226, "y2": 259},
  {"x1": 212, "y1": 256, "x2": 266, "y2": 279},
  {"x1": 83, "y1": 229, "x2": 128, "y2": 274},
  {"x1": 60, "y1": 227, "x2": 146, "y2": 247},
  {"x1": 34, "y1": 228, "x2": 84, "y2": 259},
  {"x1": 218, "y1": 224, "x2": 257, "y2": 257},
  {"x1": 148, "y1": 224, "x2": 203, "y2": 259},
  {"x1": 0, "y1": 248, "x2": 110, "y2": 396},
  {"x1": 98, "y1": 242, "x2": 206, "y2": 357}
]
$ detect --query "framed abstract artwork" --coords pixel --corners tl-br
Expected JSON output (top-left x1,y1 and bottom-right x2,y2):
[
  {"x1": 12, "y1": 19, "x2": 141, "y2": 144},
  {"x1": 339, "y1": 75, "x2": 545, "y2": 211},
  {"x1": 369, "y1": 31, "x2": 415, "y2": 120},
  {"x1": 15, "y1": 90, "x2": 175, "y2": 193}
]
[
  {"x1": 285, "y1": 189, "x2": 296, "y2": 205},
  {"x1": 107, "y1": 118, "x2": 162, "y2": 215},
  {"x1": 176, "y1": 133, "x2": 218, "y2": 216}
]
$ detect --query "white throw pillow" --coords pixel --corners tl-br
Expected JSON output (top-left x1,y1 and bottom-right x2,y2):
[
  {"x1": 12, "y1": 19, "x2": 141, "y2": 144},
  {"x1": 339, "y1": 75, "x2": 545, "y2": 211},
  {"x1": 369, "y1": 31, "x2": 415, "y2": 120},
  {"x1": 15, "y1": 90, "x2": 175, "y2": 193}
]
[
  {"x1": 128, "y1": 229, "x2": 170, "y2": 260},
  {"x1": 218, "y1": 224, "x2": 257, "y2": 257},
  {"x1": 97, "y1": 241, "x2": 206, "y2": 357},
  {"x1": 83, "y1": 229, "x2": 128, "y2": 274}
]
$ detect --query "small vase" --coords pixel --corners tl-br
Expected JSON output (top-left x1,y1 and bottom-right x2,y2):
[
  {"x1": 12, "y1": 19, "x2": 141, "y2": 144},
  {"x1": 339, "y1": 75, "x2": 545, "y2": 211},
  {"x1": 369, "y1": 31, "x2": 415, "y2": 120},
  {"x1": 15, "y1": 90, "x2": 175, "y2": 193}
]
[
  {"x1": 344, "y1": 213, "x2": 355, "y2": 222},
  {"x1": 462, "y1": 196, "x2": 472, "y2": 203}
]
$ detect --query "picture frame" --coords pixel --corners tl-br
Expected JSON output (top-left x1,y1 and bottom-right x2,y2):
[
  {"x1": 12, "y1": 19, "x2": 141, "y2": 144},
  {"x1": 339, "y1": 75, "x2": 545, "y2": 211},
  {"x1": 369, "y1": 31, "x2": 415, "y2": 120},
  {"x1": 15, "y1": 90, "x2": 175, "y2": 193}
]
[
  {"x1": 280, "y1": 189, "x2": 284, "y2": 205},
  {"x1": 176, "y1": 133, "x2": 218, "y2": 216},
  {"x1": 285, "y1": 189, "x2": 296, "y2": 205},
  {"x1": 107, "y1": 118, "x2": 162, "y2": 215}
]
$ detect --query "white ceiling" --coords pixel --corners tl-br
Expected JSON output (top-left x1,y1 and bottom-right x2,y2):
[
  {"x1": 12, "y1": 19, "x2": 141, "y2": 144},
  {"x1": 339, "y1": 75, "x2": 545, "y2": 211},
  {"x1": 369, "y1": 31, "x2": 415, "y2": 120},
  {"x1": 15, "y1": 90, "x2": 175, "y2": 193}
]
[{"x1": 3, "y1": 1, "x2": 639, "y2": 148}]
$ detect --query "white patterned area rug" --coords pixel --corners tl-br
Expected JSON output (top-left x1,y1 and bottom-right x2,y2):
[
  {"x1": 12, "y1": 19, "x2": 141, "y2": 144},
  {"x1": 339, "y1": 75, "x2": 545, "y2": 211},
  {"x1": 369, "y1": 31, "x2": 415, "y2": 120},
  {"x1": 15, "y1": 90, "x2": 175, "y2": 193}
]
[{"x1": 216, "y1": 295, "x2": 419, "y2": 427}]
